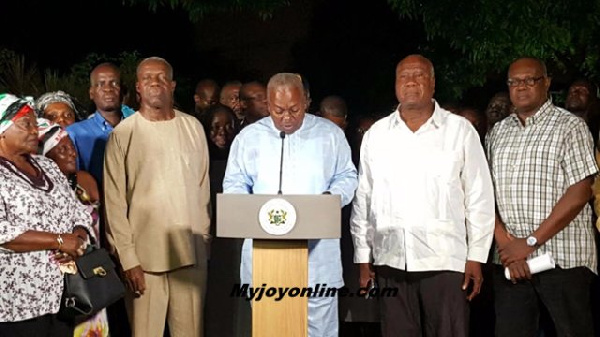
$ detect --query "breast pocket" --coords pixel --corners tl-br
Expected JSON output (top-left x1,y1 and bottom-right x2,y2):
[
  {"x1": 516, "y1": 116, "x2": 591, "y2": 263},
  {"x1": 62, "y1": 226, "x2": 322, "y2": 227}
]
[
  {"x1": 425, "y1": 150, "x2": 462, "y2": 183},
  {"x1": 424, "y1": 150, "x2": 462, "y2": 219}
]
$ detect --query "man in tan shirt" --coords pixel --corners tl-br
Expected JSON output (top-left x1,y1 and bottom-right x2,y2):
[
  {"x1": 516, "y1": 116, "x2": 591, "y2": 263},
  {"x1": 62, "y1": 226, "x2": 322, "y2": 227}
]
[{"x1": 104, "y1": 56, "x2": 211, "y2": 337}]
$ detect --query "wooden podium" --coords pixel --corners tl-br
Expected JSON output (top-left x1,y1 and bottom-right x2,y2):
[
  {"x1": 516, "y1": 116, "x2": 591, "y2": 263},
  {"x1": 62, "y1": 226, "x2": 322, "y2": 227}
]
[{"x1": 217, "y1": 193, "x2": 341, "y2": 337}]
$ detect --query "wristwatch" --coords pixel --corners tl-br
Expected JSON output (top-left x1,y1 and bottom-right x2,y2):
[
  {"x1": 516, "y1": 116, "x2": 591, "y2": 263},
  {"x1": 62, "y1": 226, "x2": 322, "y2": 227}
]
[{"x1": 526, "y1": 235, "x2": 539, "y2": 248}]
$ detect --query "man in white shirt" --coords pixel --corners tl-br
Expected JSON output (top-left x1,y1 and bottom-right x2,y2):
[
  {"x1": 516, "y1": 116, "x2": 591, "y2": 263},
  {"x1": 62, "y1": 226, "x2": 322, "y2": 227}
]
[{"x1": 350, "y1": 54, "x2": 495, "y2": 337}]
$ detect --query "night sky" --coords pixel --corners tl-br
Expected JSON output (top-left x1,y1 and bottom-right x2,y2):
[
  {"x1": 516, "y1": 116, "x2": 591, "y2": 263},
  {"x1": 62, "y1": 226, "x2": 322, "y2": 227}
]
[{"x1": 3, "y1": 0, "x2": 493, "y2": 115}]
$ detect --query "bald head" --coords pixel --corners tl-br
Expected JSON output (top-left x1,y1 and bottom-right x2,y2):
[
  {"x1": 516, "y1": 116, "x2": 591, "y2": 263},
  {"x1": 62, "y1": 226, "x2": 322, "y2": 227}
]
[
  {"x1": 90, "y1": 62, "x2": 120, "y2": 81},
  {"x1": 319, "y1": 95, "x2": 347, "y2": 130},
  {"x1": 397, "y1": 54, "x2": 435, "y2": 78},
  {"x1": 136, "y1": 57, "x2": 173, "y2": 80},
  {"x1": 508, "y1": 57, "x2": 547, "y2": 77},
  {"x1": 395, "y1": 54, "x2": 436, "y2": 111}
]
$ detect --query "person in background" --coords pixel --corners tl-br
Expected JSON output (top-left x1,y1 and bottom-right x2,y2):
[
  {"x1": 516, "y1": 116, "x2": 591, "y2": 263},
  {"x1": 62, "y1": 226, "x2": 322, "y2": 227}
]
[
  {"x1": 38, "y1": 121, "x2": 108, "y2": 337},
  {"x1": 193, "y1": 79, "x2": 220, "y2": 121},
  {"x1": 0, "y1": 93, "x2": 91, "y2": 337},
  {"x1": 220, "y1": 80, "x2": 242, "y2": 124},
  {"x1": 318, "y1": 95, "x2": 348, "y2": 130},
  {"x1": 349, "y1": 114, "x2": 378, "y2": 168},
  {"x1": 66, "y1": 61, "x2": 132, "y2": 337},
  {"x1": 202, "y1": 104, "x2": 250, "y2": 337},
  {"x1": 484, "y1": 92, "x2": 511, "y2": 131},
  {"x1": 458, "y1": 106, "x2": 487, "y2": 144},
  {"x1": 67, "y1": 62, "x2": 126, "y2": 187},
  {"x1": 35, "y1": 91, "x2": 79, "y2": 128},
  {"x1": 238, "y1": 81, "x2": 268, "y2": 129},
  {"x1": 565, "y1": 79, "x2": 600, "y2": 147}
]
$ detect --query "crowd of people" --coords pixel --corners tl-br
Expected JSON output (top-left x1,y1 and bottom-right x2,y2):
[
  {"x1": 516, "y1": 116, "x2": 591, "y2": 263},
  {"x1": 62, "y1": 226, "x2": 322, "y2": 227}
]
[{"x1": 0, "y1": 53, "x2": 599, "y2": 337}]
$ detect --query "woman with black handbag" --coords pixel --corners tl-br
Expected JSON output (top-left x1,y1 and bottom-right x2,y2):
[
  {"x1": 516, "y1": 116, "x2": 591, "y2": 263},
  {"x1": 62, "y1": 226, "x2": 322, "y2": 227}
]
[
  {"x1": 0, "y1": 94, "x2": 92, "y2": 337},
  {"x1": 38, "y1": 120, "x2": 110, "y2": 337}
]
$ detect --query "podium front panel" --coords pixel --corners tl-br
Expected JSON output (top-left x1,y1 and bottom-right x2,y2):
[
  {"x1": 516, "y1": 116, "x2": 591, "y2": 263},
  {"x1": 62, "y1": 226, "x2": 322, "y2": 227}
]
[{"x1": 217, "y1": 193, "x2": 341, "y2": 239}]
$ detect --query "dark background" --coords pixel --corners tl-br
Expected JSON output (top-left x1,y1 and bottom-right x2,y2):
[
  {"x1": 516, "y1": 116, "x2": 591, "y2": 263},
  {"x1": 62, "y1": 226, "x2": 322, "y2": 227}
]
[{"x1": 0, "y1": 0, "x2": 558, "y2": 116}]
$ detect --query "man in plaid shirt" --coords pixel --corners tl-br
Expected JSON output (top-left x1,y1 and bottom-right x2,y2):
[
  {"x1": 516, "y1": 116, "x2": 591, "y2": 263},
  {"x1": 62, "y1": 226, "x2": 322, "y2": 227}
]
[{"x1": 486, "y1": 57, "x2": 598, "y2": 336}]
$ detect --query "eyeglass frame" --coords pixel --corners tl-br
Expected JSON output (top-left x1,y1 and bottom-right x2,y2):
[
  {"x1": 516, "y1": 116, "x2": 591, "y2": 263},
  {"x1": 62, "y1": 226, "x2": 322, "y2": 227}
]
[{"x1": 506, "y1": 76, "x2": 546, "y2": 88}]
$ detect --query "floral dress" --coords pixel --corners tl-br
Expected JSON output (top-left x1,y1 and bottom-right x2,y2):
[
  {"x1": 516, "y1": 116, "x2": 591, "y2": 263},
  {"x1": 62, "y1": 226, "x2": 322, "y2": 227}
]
[
  {"x1": 72, "y1": 181, "x2": 110, "y2": 337},
  {"x1": 0, "y1": 155, "x2": 92, "y2": 322}
]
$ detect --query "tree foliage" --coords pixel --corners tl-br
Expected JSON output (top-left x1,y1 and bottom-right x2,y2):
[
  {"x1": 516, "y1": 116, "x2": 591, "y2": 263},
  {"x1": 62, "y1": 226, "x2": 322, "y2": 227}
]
[
  {"x1": 123, "y1": 0, "x2": 290, "y2": 20},
  {"x1": 388, "y1": 0, "x2": 600, "y2": 98},
  {"x1": 0, "y1": 49, "x2": 142, "y2": 117}
]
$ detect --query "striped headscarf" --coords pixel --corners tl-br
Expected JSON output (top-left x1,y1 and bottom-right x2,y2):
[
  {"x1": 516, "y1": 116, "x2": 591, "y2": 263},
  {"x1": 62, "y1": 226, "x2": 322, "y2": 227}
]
[
  {"x1": 37, "y1": 118, "x2": 69, "y2": 156},
  {"x1": 35, "y1": 91, "x2": 78, "y2": 118},
  {"x1": 0, "y1": 93, "x2": 35, "y2": 134}
]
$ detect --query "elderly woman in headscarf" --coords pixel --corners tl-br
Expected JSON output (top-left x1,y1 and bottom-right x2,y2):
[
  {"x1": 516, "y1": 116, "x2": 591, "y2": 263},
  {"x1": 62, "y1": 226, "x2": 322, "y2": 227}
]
[
  {"x1": 38, "y1": 121, "x2": 107, "y2": 336},
  {"x1": 0, "y1": 94, "x2": 92, "y2": 337},
  {"x1": 35, "y1": 91, "x2": 80, "y2": 128}
]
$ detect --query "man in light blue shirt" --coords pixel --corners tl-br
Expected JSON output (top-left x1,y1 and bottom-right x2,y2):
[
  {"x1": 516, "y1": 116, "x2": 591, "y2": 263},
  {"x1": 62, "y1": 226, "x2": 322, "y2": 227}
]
[
  {"x1": 223, "y1": 73, "x2": 358, "y2": 337},
  {"x1": 67, "y1": 62, "x2": 126, "y2": 186}
]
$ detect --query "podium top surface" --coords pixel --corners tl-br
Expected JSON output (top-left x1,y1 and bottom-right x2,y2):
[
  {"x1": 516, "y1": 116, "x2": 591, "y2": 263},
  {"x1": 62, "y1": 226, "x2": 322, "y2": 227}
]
[{"x1": 216, "y1": 193, "x2": 342, "y2": 239}]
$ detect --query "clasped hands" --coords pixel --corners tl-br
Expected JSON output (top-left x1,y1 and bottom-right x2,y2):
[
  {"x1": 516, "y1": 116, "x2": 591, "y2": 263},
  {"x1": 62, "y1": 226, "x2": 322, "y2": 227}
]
[
  {"x1": 497, "y1": 235, "x2": 536, "y2": 283},
  {"x1": 54, "y1": 231, "x2": 89, "y2": 264}
]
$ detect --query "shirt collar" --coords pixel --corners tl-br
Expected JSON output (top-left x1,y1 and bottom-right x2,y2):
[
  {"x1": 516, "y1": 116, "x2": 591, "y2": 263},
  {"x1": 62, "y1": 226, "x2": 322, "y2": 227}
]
[
  {"x1": 507, "y1": 99, "x2": 553, "y2": 127},
  {"x1": 391, "y1": 99, "x2": 445, "y2": 130},
  {"x1": 92, "y1": 111, "x2": 120, "y2": 131}
]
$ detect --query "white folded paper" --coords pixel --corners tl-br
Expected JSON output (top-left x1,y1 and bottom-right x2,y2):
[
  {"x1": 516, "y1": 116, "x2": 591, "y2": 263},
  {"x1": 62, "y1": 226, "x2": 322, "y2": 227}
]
[{"x1": 504, "y1": 253, "x2": 555, "y2": 279}]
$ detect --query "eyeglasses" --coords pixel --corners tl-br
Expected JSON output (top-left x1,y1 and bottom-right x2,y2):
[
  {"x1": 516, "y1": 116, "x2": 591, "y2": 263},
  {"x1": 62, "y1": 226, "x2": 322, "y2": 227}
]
[{"x1": 506, "y1": 76, "x2": 545, "y2": 88}]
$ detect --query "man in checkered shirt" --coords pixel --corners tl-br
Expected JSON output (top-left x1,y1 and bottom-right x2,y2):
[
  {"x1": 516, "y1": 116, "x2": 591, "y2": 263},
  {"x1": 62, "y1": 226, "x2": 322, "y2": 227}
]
[{"x1": 486, "y1": 57, "x2": 598, "y2": 337}]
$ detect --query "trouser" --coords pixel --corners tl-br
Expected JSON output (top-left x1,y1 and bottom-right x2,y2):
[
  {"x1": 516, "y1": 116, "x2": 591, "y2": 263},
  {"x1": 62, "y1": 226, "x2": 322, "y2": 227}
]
[
  {"x1": 376, "y1": 266, "x2": 469, "y2": 337},
  {"x1": 308, "y1": 296, "x2": 338, "y2": 337},
  {"x1": 493, "y1": 265, "x2": 595, "y2": 337},
  {"x1": 126, "y1": 263, "x2": 207, "y2": 337},
  {"x1": 0, "y1": 313, "x2": 73, "y2": 337}
]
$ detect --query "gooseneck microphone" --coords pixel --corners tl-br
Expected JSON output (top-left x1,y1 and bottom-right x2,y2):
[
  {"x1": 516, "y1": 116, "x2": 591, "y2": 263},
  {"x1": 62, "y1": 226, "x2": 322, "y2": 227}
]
[{"x1": 277, "y1": 131, "x2": 286, "y2": 195}]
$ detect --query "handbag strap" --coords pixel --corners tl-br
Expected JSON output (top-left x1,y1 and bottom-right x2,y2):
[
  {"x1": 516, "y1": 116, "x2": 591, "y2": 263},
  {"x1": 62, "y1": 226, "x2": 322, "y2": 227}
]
[{"x1": 74, "y1": 225, "x2": 99, "y2": 249}]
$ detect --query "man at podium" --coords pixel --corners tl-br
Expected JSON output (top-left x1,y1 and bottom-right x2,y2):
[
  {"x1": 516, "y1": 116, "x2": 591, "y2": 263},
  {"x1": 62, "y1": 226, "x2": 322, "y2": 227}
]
[{"x1": 223, "y1": 73, "x2": 358, "y2": 336}]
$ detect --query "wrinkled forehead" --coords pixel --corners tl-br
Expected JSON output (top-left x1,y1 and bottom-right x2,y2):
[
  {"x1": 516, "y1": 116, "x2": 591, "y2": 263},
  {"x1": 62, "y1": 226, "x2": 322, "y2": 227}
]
[
  {"x1": 268, "y1": 84, "x2": 305, "y2": 100},
  {"x1": 396, "y1": 57, "x2": 433, "y2": 74},
  {"x1": 508, "y1": 59, "x2": 545, "y2": 77}
]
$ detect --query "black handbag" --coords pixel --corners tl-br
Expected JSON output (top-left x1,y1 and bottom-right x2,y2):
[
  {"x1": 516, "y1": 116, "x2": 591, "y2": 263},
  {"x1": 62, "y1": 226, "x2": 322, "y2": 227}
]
[{"x1": 58, "y1": 237, "x2": 125, "y2": 319}]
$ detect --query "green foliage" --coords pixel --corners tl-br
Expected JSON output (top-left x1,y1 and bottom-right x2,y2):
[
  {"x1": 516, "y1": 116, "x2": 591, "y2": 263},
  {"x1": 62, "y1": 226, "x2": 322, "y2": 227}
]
[
  {"x1": 0, "y1": 49, "x2": 42, "y2": 97},
  {"x1": 388, "y1": 0, "x2": 600, "y2": 99},
  {"x1": 0, "y1": 48, "x2": 142, "y2": 117},
  {"x1": 123, "y1": 0, "x2": 290, "y2": 21}
]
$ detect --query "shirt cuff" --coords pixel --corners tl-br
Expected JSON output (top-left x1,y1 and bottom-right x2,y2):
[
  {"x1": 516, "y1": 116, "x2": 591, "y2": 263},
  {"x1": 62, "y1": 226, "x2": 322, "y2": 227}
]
[
  {"x1": 467, "y1": 247, "x2": 490, "y2": 264},
  {"x1": 353, "y1": 247, "x2": 373, "y2": 264},
  {"x1": 119, "y1": 248, "x2": 141, "y2": 271}
]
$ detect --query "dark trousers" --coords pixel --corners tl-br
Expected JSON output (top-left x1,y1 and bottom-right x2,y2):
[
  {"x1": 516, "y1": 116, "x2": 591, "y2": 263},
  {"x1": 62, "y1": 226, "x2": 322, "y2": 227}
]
[
  {"x1": 493, "y1": 265, "x2": 595, "y2": 337},
  {"x1": 376, "y1": 266, "x2": 469, "y2": 337},
  {"x1": 0, "y1": 314, "x2": 73, "y2": 337}
]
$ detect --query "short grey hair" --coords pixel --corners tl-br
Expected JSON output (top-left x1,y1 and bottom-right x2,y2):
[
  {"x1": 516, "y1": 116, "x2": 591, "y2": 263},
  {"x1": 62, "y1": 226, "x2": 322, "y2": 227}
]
[
  {"x1": 267, "y1": 73, "x2": 305, "y2": 100},
  {"x1": 137, "y1": 56, "x2": 173, "y2": 80}
]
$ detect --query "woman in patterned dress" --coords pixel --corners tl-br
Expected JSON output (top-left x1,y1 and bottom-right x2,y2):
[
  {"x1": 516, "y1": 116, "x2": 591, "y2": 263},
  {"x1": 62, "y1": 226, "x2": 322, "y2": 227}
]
[
  {"x1": 38, "y1": 121, "x2": 109, "y2": 337},
  {"x1": 0, "y1": 94, "x2": 92, "y2": 337}
]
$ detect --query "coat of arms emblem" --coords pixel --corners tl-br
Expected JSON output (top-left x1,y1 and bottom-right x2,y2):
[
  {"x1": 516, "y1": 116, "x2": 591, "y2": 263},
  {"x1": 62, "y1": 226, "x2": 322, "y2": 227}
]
[
  {"x1": 268, "y1": 209, "x2": 287, "y2": 226},
  {"x1": 258, "y1": 198, "x2": 297, "y2": 235}
]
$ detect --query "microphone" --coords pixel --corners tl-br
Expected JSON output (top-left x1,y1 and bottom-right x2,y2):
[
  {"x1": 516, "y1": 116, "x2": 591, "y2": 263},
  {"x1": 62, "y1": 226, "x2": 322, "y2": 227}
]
[{"x1": 277, "y1": 131, "x2": 285, "y2": 195}]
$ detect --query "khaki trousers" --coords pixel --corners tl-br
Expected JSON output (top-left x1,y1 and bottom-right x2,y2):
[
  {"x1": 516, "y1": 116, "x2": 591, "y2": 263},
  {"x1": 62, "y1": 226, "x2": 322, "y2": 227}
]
[{"x1": 126, "y1": 263, "x2": 207, "y2": 337}]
